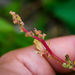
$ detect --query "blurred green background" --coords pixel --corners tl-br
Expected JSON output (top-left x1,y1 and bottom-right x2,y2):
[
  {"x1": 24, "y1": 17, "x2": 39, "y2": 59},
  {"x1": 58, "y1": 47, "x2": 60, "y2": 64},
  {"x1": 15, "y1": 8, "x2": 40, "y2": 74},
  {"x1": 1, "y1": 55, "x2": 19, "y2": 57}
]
[{"x1": 0, "y1": 0, "x2": 75, "y2": 56}]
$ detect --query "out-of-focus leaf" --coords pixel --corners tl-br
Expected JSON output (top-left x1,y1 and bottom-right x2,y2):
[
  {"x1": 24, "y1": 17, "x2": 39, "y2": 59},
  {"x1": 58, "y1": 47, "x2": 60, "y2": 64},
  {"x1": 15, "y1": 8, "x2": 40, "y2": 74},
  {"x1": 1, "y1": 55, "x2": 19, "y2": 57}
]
[
  {"x1": 52, "y1": 0, "x2": 75, "y2": 25},
  {"x1": 34, "y1": 13, "x2": 48, "y2": 32},
  {"x1": 41, "y1": 0, "x2": 56, "y2": 10},
  {"x1": 0, "y1": 32, "x2": 33, "y2": 56},
  {"x1": 41, "y1": 0, "x2": 75, "y2": 33},
  {"x1": 0, "y1": 17, "x2": 14, "y2": 32},
  {"x1": 14, "y1": 33, "x2": 34, "y2": 47},
  {"x1": 5, "y1": 1, "x2": 22, "y2": 16},
  {"x1": 51, "y1": 0, "x2": 75, "y2": 33}
]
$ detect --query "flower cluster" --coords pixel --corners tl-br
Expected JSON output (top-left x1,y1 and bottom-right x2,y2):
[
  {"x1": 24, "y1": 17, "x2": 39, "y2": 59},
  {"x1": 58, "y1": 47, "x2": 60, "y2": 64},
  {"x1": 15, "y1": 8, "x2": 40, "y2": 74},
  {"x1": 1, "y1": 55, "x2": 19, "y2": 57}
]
[
  {"x1": 9, "y1": 11, "x2": 24, "y2": 32},
  {"x1": 33, "y1": 39, "x2": 51, "y2": 58},
  {"x1": 62, "y1": 54, "x2": 75, "y2": 69},
  {"x1": 9, "y1": 11, "x2": 24, "y2": 26},
  {"x1": 25, "y1": 31, "x2": 34, "y2": 37},
  {"x1": 34, "y1": 28, "x2": 46, "y2": 39}
]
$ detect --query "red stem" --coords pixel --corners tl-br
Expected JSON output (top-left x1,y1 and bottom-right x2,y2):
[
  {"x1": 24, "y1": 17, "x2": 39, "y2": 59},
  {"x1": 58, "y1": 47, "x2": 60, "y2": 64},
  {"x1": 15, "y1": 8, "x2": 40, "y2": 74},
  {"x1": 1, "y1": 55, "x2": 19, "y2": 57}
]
[
  {"x1": 22, "y1": 27, "x2": 28, "y2": 32},
  {"x1": 22, "y1": 27, "x2": 65, "y2": 63},
  {"x1": 34, "y1": 36, "x2": 65, "y2": 63},
  {"x1": 22, "y1": 27, "x2": 75, "y2": 71}
]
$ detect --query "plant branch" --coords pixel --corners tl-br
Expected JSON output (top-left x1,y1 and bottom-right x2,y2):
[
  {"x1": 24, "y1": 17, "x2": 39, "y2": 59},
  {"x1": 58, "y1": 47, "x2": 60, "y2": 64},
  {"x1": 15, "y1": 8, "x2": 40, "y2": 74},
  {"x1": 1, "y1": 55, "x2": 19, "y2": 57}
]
[
  {"x1": 9, "y1": 11, "x2": 75, "y2": 71},
  {"x1": 22, "y1": 27, "x2": 65, "y2": 64}
]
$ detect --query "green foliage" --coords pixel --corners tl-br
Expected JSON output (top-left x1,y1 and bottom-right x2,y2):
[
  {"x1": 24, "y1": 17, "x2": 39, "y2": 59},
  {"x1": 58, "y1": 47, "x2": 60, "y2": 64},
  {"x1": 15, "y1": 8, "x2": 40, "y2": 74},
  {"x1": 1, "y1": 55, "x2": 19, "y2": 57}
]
[
  {"x1": 0, "y1": 0, "x2": 22, "y2": 17},
  {"x1": 34, "y1": 13, "x2": 48, "y2": 32},
  {"x1": 0, "y1": 18, "x2": 14, "y2": 32},
  {"x1": 0, "y1": 32, "x2": 33, "y2": 56},
  {"x1": 41, "y1": 0, "x2": 75, "y2": 33},
  {"x1": 52, "y1": 0, "x2": 75, "y2": 33},
  {"x1": 5, "y1": 1, "x2": 21, "y2": 16}
]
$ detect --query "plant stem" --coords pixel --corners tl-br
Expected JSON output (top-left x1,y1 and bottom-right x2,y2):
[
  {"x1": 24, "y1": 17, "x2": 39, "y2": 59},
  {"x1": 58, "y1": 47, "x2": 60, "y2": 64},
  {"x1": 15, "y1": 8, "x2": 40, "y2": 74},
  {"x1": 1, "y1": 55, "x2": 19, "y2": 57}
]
[
  {"x1": 22, "y1": 27, "x2": 65, "y2": 64},
  {"x1": 22, "y1": 27, "x2": 75, "y2": 71}
]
